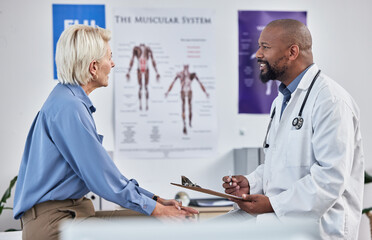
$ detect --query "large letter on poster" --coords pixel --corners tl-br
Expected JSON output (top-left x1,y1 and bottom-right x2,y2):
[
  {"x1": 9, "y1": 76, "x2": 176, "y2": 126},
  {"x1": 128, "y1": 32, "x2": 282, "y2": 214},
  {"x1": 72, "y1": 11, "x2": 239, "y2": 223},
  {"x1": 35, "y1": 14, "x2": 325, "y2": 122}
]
[
  {"x1": 52, "y1": 4, "x2": 105, "y2": 80},
  {"x1": 113, "y1": 9, "x2": 217, "y2": 160},
  {"x1": 238, "y1": 11, "x2": 307, "y2": 114}
]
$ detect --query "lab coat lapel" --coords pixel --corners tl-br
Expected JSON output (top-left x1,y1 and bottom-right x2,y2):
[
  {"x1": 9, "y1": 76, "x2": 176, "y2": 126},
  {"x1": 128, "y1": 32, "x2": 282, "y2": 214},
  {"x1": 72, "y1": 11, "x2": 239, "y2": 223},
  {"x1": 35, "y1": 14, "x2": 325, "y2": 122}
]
[
  {"x1": 297, "y1": 64, "x2": 320, "y2": 92},
  {"x1": 270, "y1": 64, "x2": 320, "y2": 148},
  {"x1": 268, "y1": 98, "x2": 282, "y2": 149}
]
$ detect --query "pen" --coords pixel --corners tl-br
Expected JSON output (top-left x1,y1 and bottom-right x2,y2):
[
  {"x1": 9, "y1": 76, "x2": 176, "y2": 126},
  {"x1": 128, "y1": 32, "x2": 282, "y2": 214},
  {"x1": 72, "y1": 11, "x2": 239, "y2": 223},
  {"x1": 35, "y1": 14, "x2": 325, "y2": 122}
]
[{"x1": 228, "y1": 170, "x2": 233, "y2": 186}]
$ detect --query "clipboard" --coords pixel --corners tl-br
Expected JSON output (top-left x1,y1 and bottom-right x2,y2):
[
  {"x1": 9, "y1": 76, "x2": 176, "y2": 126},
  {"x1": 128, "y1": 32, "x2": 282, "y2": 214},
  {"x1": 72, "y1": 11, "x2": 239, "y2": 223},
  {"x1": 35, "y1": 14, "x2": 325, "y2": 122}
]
[{"x1": 171, "y1": 183, "x2": 243, "y2": 200}]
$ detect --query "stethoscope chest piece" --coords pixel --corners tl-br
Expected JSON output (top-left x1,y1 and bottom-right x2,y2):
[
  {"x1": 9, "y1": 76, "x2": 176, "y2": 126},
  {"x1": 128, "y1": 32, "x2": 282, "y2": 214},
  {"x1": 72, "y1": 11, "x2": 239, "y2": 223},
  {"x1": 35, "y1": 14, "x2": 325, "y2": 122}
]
[
  {"x1": 263, "y1": 69, "x2": 321, "y2": 148},
  {"x1": 292, "y1": 117, "x2": 304, "y2": 129}
]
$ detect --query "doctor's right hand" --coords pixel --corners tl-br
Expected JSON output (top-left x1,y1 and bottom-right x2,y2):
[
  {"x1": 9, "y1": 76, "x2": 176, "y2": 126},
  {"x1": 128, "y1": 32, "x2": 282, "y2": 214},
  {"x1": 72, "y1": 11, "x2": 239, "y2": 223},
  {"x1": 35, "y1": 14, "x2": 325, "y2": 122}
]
[{"x1": 222, "y1": 175, "x2": 250, "y2": 197}]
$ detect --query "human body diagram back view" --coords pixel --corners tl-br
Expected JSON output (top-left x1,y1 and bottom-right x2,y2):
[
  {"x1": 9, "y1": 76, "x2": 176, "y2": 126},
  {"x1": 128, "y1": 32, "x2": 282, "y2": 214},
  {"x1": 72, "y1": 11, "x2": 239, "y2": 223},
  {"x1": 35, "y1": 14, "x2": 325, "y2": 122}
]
[{"x1": 165, "y1": 65, "x2": 209, "y2": 135}]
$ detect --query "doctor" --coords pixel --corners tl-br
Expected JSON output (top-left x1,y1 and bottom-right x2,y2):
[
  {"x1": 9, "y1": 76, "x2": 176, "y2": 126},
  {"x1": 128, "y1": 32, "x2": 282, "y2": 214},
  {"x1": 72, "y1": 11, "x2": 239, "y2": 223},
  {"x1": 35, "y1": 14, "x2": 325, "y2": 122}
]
[{"x1": 222, "y1": 19, "x2": 364, "y2": 239}]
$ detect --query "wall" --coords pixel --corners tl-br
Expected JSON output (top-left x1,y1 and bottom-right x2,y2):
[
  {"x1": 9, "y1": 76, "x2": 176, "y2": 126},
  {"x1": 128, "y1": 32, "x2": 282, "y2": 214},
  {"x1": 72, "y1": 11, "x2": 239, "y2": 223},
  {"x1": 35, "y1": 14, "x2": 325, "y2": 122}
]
[{"x1": 0, "y1": 0, "x2": 371, "y2": 238}]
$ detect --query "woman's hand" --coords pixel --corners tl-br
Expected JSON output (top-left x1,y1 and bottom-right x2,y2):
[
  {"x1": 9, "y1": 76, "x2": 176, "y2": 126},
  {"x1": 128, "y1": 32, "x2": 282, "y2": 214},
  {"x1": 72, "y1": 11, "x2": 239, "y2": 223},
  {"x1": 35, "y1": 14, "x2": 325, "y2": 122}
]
[{"x1": 158, "y1": 197, "x2": 199, "y2": 215}]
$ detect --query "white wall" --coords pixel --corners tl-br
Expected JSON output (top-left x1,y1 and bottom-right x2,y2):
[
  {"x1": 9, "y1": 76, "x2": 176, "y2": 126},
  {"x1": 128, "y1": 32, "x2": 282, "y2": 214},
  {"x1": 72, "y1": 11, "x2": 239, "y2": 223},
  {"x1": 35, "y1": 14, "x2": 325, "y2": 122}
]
[{"x1": 1, "y1": 0, "x2": 371, "y2": 238}]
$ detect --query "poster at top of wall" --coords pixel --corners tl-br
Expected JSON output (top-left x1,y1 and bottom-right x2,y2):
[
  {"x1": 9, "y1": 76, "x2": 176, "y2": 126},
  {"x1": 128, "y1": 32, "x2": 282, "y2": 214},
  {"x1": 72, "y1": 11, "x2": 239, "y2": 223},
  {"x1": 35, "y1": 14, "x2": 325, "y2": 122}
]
[
  {"x1": 238, "y1": 11, "x2": 307, "y2": 114},
  {"x1": 52, "y1": 4, "x2": 105, "y2": 80},
  {"x1": 113, "y1": 8, "x2": 217, "y2": 160}
]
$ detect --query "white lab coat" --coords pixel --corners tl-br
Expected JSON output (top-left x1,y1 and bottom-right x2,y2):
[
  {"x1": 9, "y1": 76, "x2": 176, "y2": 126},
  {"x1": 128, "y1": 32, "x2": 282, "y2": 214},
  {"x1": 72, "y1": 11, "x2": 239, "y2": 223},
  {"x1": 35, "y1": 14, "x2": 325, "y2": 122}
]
[{"x1": 246, "y1": 64, "x2": 364, "y2": 239}]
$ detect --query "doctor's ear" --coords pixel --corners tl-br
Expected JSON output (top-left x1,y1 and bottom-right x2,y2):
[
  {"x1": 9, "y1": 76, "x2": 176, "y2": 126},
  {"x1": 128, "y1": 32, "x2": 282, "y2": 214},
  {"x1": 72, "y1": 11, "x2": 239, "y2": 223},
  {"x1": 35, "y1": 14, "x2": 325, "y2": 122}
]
[{"x1": 288, "y1": 45, "x2": 300, "y2": 60}]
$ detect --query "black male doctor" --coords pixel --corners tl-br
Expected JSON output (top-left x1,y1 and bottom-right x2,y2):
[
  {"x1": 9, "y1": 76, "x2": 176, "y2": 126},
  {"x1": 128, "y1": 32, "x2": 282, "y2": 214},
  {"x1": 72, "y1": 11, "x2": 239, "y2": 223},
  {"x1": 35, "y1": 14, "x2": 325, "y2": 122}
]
[{"x1": 222, "y1": 19, "x2": 364, "y2": 240}]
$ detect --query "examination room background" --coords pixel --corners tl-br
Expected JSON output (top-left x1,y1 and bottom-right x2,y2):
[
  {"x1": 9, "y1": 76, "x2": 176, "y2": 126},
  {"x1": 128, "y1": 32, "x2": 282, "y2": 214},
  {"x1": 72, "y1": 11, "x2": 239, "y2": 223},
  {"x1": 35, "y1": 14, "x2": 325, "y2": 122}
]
[{"x1": 0, "y1": 0, "x2": 371, "y2": 239}]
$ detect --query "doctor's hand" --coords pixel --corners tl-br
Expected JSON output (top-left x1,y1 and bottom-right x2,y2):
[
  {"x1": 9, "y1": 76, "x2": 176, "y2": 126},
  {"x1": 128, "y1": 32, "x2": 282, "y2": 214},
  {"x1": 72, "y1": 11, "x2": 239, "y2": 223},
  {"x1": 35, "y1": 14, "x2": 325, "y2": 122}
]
[
  {"x1": 231, "y1": 194, "x2": 274, "y2": 215},
  {"x1": 157, "y1": 197, "x2": 199, "y2": 215},
  {"x1": 222, "y1": 175, "x2": 250, "y2": 197}
]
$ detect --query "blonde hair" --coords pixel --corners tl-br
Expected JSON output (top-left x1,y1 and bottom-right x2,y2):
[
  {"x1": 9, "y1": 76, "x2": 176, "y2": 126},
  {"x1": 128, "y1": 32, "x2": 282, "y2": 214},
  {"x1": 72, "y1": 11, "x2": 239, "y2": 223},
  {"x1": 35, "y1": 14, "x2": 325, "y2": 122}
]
[{"x1": 55, "y1": 25, "x2": 111, "y2": 85}]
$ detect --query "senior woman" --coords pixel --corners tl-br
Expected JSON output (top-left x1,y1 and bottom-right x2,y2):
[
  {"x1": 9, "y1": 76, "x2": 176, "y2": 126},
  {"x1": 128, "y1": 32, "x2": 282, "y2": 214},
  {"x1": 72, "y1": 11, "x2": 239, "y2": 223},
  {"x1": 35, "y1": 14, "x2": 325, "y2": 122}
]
[{"x1": 13, "y1": 25, "x2": 197, "y2": 240}]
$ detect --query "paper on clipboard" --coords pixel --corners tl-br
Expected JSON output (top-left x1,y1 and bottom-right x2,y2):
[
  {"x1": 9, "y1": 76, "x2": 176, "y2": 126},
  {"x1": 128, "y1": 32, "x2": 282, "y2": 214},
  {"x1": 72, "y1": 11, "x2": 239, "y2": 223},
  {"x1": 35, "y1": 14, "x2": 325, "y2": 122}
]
[{"x1": 171, "y1": 183, "x2": 243, "y2": 200}]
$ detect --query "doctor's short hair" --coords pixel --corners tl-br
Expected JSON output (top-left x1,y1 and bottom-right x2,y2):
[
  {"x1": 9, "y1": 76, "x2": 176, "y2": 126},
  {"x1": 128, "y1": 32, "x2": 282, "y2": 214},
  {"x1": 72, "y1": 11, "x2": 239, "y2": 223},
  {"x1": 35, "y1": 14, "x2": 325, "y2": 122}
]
[{"x1": 55, "y1": 24, "x2": 111, "y2": 85}]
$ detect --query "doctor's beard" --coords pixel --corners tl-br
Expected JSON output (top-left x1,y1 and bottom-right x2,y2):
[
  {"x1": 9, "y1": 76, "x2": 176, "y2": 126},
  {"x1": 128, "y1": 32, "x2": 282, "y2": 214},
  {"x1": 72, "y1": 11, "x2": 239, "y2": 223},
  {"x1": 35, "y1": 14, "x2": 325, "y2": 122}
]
[{"x1": 258, "y1": 59, "x2": 286, "y2": 83}]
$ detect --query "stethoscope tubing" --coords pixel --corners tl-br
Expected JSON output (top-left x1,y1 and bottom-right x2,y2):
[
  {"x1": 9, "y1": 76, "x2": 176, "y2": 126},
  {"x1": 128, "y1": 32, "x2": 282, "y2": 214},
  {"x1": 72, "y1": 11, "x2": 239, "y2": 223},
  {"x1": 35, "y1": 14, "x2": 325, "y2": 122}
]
[
  {"x1": 263, "y1": 69, "x2": 321, "y2": 148},
  {"x1": 298, "y1": 70, "x2": 321, "y2": 118}
]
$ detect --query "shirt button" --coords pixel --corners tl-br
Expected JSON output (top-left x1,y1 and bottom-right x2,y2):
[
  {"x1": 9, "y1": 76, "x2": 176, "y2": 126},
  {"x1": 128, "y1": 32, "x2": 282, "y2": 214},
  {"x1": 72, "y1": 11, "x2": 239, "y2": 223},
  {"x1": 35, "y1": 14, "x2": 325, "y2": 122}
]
[{"x1": 143, "y1": 205, "x2": 147, "y2": 209}]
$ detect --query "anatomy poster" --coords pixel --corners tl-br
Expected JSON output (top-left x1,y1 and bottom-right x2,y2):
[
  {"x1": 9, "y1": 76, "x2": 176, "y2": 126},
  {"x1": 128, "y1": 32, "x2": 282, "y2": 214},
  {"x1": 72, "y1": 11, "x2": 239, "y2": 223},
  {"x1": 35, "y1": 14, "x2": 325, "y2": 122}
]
[
  {"x1": 113, "y1": 8, "x2": 217, "y2": 159},
  {"x1": 238, "y1": 11, "x2": 307, "y2": 114}
]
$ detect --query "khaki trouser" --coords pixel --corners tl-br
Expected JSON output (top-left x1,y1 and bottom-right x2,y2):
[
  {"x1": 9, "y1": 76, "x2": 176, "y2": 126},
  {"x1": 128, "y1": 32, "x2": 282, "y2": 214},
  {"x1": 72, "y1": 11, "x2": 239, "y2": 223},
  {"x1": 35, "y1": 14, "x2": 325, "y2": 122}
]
[{"x1": 21, "y1": 197, "x2": 146, "y2": 240}]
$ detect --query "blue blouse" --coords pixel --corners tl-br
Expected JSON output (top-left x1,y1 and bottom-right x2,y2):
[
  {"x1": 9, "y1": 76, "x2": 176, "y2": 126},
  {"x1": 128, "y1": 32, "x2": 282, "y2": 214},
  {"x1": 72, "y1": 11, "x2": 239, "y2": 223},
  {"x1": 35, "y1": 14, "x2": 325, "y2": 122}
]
[{"x1": 14, "y1": 83, "x2": 156, "y2": 219}]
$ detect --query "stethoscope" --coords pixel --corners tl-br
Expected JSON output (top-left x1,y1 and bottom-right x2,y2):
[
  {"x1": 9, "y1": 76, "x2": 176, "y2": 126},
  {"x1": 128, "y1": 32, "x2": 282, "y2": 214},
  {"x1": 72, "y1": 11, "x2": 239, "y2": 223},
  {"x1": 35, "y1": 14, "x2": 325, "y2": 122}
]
[{"x1": 263, "y1": 70, "x2": 321, "y2": 148}]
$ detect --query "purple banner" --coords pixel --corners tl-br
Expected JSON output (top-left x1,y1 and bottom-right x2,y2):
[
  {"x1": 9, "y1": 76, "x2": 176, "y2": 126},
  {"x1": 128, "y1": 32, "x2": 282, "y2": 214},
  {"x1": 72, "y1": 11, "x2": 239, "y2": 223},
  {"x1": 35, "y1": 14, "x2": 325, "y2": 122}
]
[{"x1": 238, "y1": 11, "x2": 307, "y2": 114}]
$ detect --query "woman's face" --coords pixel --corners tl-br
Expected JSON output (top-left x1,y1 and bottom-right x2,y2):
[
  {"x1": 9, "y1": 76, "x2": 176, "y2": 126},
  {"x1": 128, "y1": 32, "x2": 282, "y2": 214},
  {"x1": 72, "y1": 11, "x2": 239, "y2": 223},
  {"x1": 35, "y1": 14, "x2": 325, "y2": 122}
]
[{"x1": 95, "y1": 43, "x2": 115, "y2": 88}]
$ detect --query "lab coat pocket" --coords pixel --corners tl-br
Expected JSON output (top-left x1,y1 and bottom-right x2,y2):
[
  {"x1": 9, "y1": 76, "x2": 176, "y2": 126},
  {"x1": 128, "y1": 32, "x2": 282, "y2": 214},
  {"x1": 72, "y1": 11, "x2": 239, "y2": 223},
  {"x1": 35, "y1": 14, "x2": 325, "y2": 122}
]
[{"x1": 286, "y1": 127, "x2": 312, "y2": 167}]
